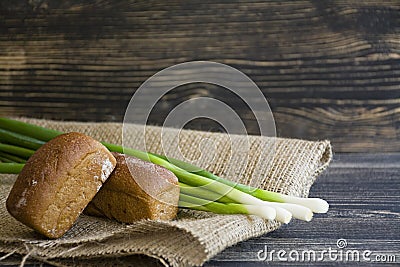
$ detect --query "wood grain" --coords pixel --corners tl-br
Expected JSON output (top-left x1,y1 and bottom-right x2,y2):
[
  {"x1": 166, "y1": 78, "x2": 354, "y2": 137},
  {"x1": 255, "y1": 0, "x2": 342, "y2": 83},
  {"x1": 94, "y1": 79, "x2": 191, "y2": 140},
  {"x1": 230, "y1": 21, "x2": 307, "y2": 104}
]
[
  {"x1": 205, "y1": 153, "x2": 400, "y2": 266},
  {"x1": 0, "y1": 0, "x2": 399, "y2": 152}
]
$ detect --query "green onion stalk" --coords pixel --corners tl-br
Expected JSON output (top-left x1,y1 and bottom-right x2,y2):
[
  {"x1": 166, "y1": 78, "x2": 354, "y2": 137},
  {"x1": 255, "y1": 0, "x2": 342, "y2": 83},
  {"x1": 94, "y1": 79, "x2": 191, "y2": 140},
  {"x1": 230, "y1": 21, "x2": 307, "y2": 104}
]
[
  {"x1": 0, "y1": 117, "x2": 329, "y2": 223},
  {"x1": 154, "y1": 153, "x2": 328, "y2": 214}
]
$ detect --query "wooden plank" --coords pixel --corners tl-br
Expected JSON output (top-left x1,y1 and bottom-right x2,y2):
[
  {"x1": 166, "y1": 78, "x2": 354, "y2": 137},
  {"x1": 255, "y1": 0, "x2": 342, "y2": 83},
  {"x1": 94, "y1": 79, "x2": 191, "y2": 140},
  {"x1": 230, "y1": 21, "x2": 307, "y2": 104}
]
[
  {"x1": 0, "y1": 0, "x2": 399, "y2": 152},
  {"x1": 205, "y1": 153, "x2": 400, "y2": 265}
]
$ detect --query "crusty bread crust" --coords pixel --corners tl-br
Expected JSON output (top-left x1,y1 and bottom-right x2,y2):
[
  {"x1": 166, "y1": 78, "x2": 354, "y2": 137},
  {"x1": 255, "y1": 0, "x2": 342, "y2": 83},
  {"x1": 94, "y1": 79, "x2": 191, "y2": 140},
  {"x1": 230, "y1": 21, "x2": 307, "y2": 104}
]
[
  {"x1": 6, "y1": 132, "x2": 116, "y2": 239},
  {"x1": 84, "y1": 152, "x2": 179, "y2": 222}
]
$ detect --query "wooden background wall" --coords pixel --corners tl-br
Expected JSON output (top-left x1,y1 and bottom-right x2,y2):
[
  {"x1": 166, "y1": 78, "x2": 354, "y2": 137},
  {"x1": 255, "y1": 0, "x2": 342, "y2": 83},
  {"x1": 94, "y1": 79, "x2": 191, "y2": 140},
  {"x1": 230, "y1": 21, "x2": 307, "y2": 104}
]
[{"x1": 0, "y1": 0, "x2": 399, "y2": 152}]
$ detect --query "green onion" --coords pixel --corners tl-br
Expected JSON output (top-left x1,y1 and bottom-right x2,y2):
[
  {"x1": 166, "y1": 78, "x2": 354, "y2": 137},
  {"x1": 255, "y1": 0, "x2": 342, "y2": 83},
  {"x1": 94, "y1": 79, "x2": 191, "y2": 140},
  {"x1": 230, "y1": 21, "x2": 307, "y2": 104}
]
[
  {"x1": 0, "y1": 156, "x2": 13, "y2": 163},
  {"x1": 0, "y1": 118, "x2": 62, "y2": 141},
  {"x1": 147, "y1": 154, "x2": 268, "y2": 206},
  {"x1": 0, "y1": 128, "x2": 45, "y2": 150},
  {"x1": 268, "y1": 203, "x2": 313, "y2": 222},
  {"x1": 178, "y1": 200, "x2": 210, "y2": 212},
  {"x1": 0, "y1": 163, "x2": 24, "y2": 174},
  {"x1": 273, "y1": 195, "x2": 328, "y2": 214},
  {"x1": 179, "y1": 193, "x2": 277, "y2": 221},
  {"x1": 273, "y1": 206, "x2": 293, "y2": 224},
  {"x1": 180, "y1": 185, "x2": 292, "y2": 223},
  {"x1": 0, "y1": 151, "x2": 26, "y2": 163},
  {"x1": 155, "y1": 153, "x2": 328, "y2": 213},
  {"x1": 179, "y1": 182, "x2": 233, "y2": 203},
  {"x1": 0, "y1": 143, "x2": 35, "y2": 159}
]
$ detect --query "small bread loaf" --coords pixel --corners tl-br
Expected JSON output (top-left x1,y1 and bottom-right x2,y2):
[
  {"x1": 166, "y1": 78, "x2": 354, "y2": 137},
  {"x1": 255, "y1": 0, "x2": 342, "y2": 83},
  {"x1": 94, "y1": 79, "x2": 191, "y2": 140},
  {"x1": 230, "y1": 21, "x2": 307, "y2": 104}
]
[
  {"x1": 6, "y1": 132, "x2": 116, "y2": 239},
  {"x1": 84, "y1": 152, "x2": 179, "y2": 222}
]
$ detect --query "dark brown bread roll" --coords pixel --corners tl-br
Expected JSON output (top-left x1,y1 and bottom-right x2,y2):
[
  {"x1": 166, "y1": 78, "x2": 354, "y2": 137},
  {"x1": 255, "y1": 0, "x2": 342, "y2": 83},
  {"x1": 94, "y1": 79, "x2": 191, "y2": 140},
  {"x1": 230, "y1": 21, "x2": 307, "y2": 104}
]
[
  {"x1": 84, "y1": 152, "x2": 179, "y2": 222},
  {"x1": 6, "y1": 132, "x2": 116, "y2": 239}
]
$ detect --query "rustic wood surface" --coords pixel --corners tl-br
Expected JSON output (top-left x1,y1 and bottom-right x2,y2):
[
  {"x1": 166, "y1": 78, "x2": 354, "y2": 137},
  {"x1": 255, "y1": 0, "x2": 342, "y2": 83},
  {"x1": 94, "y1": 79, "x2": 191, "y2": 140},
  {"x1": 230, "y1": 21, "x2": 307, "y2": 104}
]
[
  {"x1": 205, "y1": 153, "x2": 400, "y2": 266},
  {"x1": 0, "y1": 0, "x2": 399, "y2": 152},
  {"x1": 1, "y1": 153, "x2": 399, "y2": 266}
]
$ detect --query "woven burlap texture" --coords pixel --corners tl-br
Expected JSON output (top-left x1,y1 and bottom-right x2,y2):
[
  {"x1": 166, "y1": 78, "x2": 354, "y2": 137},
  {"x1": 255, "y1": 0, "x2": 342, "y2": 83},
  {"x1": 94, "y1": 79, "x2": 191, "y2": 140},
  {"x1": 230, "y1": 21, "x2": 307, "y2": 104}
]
[{"x1": 0, "y1": 118, "x2": 332, "y2": 266}]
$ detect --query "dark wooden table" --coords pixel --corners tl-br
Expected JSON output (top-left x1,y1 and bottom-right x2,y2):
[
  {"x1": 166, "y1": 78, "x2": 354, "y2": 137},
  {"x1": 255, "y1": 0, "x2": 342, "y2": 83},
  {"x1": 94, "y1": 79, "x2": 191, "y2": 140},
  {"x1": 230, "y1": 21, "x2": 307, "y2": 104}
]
[
  {"x1": 1, "y1": 0, "x2": 399, "y2": 153},
  {"x1": 205, "y1": 153, "x2": 400, "y2": 266}
]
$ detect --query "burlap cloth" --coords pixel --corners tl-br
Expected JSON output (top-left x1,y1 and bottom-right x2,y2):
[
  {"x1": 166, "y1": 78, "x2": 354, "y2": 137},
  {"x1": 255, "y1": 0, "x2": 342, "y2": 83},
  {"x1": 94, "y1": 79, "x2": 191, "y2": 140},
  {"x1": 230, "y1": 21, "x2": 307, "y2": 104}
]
[{"x1": 0, "y1": 118, "x2": 332, "y2": 266}]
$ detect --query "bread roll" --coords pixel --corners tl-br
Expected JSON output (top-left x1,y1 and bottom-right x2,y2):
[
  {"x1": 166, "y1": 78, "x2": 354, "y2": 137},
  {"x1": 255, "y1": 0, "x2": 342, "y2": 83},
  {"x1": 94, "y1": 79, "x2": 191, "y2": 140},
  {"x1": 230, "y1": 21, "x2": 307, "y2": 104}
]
[
  {"x1": 6, "y1": 132, "x2": 116, "y2": 239},
  {"x1": 84, "y1": 152, "x2": 179, "y2": 222}
]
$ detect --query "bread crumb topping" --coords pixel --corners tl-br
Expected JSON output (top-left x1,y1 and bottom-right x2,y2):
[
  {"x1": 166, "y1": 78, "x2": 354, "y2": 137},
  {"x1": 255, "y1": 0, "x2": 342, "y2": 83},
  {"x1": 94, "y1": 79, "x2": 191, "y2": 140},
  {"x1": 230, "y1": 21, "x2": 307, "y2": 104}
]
[{"x1": 101, "y1": 158, "x2": 114, "y2": 182}]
